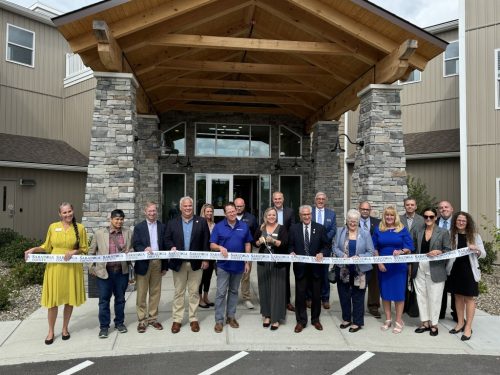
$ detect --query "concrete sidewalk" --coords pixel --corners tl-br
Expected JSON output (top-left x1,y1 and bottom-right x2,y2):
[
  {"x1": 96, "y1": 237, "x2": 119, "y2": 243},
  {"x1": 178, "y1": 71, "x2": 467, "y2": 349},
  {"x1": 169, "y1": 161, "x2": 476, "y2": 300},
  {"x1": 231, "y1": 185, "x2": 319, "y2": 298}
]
[{"x1": 1, "y1": 267, "x2": 499, "y2": 366}]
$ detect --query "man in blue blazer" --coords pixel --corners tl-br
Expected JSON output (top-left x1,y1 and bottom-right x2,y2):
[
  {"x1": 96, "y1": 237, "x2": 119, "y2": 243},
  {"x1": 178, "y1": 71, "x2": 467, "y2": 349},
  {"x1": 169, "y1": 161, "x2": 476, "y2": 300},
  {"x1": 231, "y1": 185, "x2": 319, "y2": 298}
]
[
  {"x1": 272, "y1": 191, "x2": 296, "y2": 312},
  {"x1": 166, "y1": 196, "x2": 210, "y2": 334},
  {"x1": 132, "y1": 202, "x2": 168, "y2": 333},
  {"x1": 288, "y1": 205, "x2": 329, "y2": 333},
  {"x1": 311, "y1": 192, "x2": 336, "y2": 309}
]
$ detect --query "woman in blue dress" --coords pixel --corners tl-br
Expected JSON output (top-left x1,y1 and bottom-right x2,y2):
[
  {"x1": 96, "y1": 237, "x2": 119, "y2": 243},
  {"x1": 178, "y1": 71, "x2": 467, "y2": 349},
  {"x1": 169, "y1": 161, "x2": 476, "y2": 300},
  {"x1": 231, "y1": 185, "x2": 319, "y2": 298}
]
[{"x1": 372, "y1": 206, "x2": 414, "y2": 334}]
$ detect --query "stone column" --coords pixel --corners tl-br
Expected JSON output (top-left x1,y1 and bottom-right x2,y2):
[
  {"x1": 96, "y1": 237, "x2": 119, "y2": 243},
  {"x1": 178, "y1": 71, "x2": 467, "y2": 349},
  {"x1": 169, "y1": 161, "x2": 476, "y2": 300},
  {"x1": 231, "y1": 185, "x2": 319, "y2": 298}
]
[
  {"x1": 350, "y1": 84, "x2": 407, "y2": 216},
  {"x1": 82, "y1": 72, "x2": 138, "y2": 234},
  {"x1": 136, "y1": 114, "x2": 161, "y2": 221},
  {"x1": 311, "y1": 120, "x2": 344, "y2": 225}
]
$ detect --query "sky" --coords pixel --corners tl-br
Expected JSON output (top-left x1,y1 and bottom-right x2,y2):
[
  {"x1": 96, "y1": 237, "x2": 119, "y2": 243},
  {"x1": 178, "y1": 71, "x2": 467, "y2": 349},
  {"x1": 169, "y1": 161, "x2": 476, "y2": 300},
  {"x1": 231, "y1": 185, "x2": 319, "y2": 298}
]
[{"x1": 5, "y1": 0, "x2": 459, "y2": 28}]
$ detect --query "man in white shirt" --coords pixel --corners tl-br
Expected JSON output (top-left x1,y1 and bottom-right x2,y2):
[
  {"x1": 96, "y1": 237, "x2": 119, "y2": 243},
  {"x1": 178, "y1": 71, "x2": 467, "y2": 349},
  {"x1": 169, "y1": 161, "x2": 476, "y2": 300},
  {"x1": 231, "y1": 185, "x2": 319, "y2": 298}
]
[{"x1": 437, "y1": 200, "x2": 456, "y2": 321}]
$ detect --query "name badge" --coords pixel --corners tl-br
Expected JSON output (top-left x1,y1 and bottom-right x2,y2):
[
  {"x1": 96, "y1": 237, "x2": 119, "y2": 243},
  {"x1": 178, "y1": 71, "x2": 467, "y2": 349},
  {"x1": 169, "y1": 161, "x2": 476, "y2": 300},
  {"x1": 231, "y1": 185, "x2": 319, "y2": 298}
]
[{"x1": 55, "y1": 228, "x2": 63, "y2": 232}]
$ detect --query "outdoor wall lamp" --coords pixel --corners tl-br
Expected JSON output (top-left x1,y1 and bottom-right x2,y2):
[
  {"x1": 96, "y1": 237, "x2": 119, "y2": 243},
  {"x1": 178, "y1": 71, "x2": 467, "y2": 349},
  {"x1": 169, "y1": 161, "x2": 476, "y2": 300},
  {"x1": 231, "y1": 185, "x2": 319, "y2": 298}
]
[
  {"x1": 331, "y1": 134, "x2": 364, "y2": 155},
  {"x1": 134, "y1": 134, "x2": 179, "y2": 155},
  {"x1": 172, "y1": 155, "x2": 193, "y2": 170},
  {"x1": 291, "y1": 155, "x2": 315, "y2": 170}
]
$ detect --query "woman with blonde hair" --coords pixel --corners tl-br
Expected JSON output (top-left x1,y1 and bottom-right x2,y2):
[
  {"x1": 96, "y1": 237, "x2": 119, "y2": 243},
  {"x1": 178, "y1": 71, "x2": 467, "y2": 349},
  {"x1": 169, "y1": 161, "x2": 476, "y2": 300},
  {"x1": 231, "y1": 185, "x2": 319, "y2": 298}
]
[
  {"x1": 199, "y1": 203, "x2": 216, "y2": 308},
  {"x1": 372, "y1": 206, "x2": 414, "y2": 334},
  {"x1": 24, "y1": 202, "x2": 88, "y2": 344}
]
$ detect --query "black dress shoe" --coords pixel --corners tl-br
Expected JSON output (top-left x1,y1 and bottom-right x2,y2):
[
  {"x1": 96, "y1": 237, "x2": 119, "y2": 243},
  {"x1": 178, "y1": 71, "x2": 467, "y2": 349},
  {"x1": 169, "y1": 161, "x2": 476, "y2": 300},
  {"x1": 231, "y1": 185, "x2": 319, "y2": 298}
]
[
  {"x1": 430, "y1": 327, "x2": 439, "y2": 336},
  {"x1": 263, "y1": 321, "x2": 271, "y2": 328},
  {"x1": 449, "y1": 325, "x2": 465, "y2": 334},
  {"x1": 62, "y1": 333, "x2": 70, "y2": 341},
  {"x1": 199, "y1": 303, "x2": 210, "y2": 309},
  {"x1": 415, "y1": 326, "x2": 430, "y2": 333},
  {"x1": 461, "y1": 330, "x2": 473, "y2": 341},
  {"x1": 349, "y1": 326, "x2": 361, "y2": 333},
  {"x1": 340, "y1": 322, "x2": 352, "y2": 329},
  {"x1": 45, "y1": 336, "x2": 54, "y2": 345}
]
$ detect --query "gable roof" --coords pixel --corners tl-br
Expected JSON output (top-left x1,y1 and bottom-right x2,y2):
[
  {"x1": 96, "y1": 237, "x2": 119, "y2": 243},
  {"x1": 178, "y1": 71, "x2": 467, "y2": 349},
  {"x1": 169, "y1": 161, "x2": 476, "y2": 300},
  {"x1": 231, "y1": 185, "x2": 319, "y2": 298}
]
[
  {"x1": 53, "y1": 0, "x2": 447, "y2": 131},
  {"x1": 0, "y1": 133, "x2": 88, "y2": 168}
]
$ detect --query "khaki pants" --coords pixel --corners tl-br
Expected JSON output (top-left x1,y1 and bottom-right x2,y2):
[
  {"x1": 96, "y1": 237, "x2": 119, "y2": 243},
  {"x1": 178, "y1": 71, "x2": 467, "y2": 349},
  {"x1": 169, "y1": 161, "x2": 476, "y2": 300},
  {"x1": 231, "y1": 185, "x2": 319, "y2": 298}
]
[
  {"x1": 136, "y1": 259, "x2": 162, "y2": 324},
  {"x1": 240, "y1": 270, "x2": 252, "y2": 300},
  {"x1": 172, "y1": 262, "x2": 203, "y2": 323}
]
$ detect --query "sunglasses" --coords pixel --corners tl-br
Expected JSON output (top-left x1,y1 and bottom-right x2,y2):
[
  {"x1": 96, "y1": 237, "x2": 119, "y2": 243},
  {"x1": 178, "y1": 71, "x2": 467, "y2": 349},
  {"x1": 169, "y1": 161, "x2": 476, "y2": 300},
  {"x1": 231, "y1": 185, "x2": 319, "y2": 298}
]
[{"x1": 423, "y1": 215, "x2": 436, "y2": 219}]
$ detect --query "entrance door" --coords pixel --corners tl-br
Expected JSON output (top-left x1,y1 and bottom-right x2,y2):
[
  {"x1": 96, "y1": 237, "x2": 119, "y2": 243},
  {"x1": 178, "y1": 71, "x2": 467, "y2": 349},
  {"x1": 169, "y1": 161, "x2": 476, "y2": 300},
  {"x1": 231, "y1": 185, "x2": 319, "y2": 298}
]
[
  {"x1": 0, "y1": 180, "x2": 16, "y2": 229},
  {"x1": 207, "y1": 174, "x2": 233, "y2": 219}
]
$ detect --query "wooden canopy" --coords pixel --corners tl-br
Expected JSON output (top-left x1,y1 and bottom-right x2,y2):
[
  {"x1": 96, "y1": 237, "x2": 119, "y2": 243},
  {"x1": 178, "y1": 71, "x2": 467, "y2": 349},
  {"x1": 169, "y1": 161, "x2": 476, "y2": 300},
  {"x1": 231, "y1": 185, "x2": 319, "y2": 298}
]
[{"x1": 53, "y1": 0, "x2": 447, "y2": 132}]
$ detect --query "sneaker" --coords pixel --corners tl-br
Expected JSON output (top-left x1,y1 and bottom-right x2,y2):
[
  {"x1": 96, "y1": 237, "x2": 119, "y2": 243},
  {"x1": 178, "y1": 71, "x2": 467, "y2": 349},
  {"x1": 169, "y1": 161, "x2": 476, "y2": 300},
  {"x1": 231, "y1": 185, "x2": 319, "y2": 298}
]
[
  {"x1": 98, "y1": 328, "x2": 108, "y2": 338},
  {"x1": 245, "y1": 300, "x2": 254, "y2": 309},
  {"x1": 115, "y1": 324, "x2": 128, "y2": 333}
]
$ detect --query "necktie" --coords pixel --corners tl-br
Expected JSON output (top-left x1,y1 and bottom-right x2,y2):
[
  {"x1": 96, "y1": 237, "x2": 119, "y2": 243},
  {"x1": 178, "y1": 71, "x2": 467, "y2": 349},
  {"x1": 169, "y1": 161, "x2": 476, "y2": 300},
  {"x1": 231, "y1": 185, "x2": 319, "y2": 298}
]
[
  {"x1": 318, "y1": 209, "x2": 323, "y2": 225},
  {"x1": 407, "y1": 217, "x2": 413, "y2": 230},
  {"x1": 363, "y1": 220, "x2": 369, "y2": 231},
  {"x1": 443, "y1": 220, "x2": 448, "y2": 230},
  {"x1": 304, "y1": 225, "x2": 310, "y2": 256}
]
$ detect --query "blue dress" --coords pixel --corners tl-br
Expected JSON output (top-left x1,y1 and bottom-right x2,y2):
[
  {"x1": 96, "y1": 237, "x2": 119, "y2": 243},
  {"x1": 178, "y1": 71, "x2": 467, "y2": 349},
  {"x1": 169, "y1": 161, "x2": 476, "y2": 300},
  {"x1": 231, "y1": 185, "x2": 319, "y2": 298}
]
[{"x1": 372, "y1": 226, "x2": 414, "y2": 302}]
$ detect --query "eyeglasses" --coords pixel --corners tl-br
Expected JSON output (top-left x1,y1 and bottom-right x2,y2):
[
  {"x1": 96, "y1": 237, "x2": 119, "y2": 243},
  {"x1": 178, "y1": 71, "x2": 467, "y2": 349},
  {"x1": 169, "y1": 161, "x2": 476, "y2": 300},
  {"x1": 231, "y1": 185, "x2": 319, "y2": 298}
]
[
  {"x1": 423, "y1": 215, "x2": 435, "y2": 219},
  {"x1": 359, "y1": 208, "x2": 371, "y2": 211},
  {"x1": 235, "y1": 206, "x2": 244, "y2": 208}
]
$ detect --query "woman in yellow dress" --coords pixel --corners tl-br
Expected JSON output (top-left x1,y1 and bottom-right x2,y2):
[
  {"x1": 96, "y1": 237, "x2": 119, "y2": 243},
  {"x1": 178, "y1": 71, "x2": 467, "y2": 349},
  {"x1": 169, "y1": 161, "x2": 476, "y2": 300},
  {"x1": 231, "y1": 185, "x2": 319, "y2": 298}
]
[{"x1": 24, "y1": 202, "x2": 88, "y2": 344}]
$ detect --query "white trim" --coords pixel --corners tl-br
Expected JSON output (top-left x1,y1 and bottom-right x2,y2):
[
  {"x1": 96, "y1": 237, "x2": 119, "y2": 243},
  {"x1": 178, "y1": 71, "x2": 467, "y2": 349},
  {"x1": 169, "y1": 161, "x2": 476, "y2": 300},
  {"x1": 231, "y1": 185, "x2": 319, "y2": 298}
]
[
  {"x1": 495, "y1": 49, "x2": 500, "y2": 110},
  {"x1": 357, "y1": 84, "x2": 402, "y2": 97},
  {"x1": 0, "y1": 161, "x2": 87, "y2": 172},
  {"x1": 459, "y1": 0, "x2": 468, "y2": 211},
  {"x1": 443, "y1": 40, "x2": 459, "y2": 77},
  {"x1": 346, "y1": 151, "x2": 460, "y2": 164},
  {"x1": 63, "y1": 68, "x2": 94, "y2": 88},
  {"x1": 343, "y1": 112, "x2": 349, "y2": 220},
  {"x1": 279, "y1": 124, "x2": 302, "y2": 158},
  {"x1": 6, "y1": 23, "x2": 35, "y2": 68},
  {"x1": 425, "y1": 20, "x2": 459, "y2": 34},
  {"x1": 162, "y1": 122, "x2": 186, "y2": 156},
  {"x1": 497, "y1": 178, "x2": 500, "y2": 228},
  {"x1": 398, "y1": 69, "x2": 422, "y2": 85},
  {"x1": 29, "y1": 2, "x2": 63, "y2": 17}
]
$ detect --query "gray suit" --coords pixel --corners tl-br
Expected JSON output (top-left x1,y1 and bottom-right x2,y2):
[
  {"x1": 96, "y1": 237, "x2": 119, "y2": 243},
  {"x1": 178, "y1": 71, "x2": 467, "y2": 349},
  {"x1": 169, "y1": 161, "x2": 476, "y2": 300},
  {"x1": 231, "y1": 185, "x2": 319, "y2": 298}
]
[
  {"x1": 400, "y1": 213, "x2": 425, "y2": 236},
  {"x1": 411, "y1": 226, "x2": 450, "y2": 282}
]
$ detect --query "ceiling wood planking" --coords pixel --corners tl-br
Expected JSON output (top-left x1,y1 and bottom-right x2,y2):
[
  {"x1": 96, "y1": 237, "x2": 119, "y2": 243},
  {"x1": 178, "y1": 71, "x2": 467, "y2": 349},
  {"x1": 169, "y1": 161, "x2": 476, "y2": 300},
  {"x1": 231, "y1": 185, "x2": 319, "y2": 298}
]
[{"x1": 159, "y1": 103, "x2": 293, "y2": 116}]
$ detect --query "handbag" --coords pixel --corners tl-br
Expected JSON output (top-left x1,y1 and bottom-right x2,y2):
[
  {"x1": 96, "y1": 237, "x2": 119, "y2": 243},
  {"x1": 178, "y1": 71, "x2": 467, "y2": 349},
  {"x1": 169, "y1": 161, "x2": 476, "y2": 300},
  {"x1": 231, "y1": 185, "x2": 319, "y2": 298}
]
[
  {"x1": 404, "y1": 278, "x2": 419, "y2": 318},
  {"x1": 328, "y1": 266, "x2": 337, "y2": 284}
]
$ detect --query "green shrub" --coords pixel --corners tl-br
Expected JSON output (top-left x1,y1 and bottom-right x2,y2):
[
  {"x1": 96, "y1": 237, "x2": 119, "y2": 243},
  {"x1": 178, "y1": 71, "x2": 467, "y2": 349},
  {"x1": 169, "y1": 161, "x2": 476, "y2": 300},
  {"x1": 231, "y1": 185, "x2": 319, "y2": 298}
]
[
  {"x1": 479, "y1": 241, "x2": 497, "y2": 275},
  {"x1": 0, "y1": 228, "x2": 20, "y2": 249},
  {"x1": 406, "y1": 175, "x2": 438, "y2": 215},
  {"x1": 479, "y1": 280, "x2": 488, "y2": 294},
  {"x1": 10, "y1": 262, "x2": 45, "y2": 287},
  {"x1": 0, "y1": 237, "x2": 41, "y2": 267},
  {"x1": 0, "y1": 276, "x2": 13, "y2": 311}
]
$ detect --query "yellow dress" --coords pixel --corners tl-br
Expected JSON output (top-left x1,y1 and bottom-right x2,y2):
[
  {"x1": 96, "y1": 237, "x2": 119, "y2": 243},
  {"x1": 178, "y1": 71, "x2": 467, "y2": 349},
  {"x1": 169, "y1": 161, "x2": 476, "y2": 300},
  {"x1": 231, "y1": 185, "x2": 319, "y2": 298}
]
[{"x1": 40, "y1": 222, "x2": 88, "y2": 308}]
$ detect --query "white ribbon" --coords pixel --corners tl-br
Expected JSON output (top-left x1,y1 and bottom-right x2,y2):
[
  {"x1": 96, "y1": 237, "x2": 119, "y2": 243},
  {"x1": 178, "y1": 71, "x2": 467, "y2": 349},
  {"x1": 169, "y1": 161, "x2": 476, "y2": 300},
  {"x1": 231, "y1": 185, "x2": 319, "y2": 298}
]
[{"x1": 26, "y1": 247, "x2": 473, "y2": 265}]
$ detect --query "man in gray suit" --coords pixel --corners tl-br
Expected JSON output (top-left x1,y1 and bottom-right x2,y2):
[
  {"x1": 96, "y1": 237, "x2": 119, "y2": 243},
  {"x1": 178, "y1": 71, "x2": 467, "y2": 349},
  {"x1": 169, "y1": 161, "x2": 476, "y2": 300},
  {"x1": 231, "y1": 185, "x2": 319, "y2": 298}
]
[{"x1": 399, "y1": 197, "x2": 425, "y2": 235}]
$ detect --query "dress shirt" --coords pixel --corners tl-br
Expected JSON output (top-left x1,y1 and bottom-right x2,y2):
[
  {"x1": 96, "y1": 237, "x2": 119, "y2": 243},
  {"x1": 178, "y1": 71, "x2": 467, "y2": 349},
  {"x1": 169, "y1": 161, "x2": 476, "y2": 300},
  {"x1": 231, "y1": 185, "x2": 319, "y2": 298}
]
[
  {"x1": 360, "y1": 218, "x2": 370, "y2": 231},
  {"x1": 147, "y1": 220, "x2": 159, "y2": 251},
  {"x1": 316, "y1": 208, "x2": 324, "y2": 225},
  {"x1": 276, "y1": 207, "x2": 284, "y2": 225},
  {"x1": 108, "y1": 228, "x2": 124, "y2": 270},
  {"x1": 182, "y1": 217, "x2": 194, "y2": 251},
  {"x1": 440, "y1": 218, "x2": 451, "y2": 230}
]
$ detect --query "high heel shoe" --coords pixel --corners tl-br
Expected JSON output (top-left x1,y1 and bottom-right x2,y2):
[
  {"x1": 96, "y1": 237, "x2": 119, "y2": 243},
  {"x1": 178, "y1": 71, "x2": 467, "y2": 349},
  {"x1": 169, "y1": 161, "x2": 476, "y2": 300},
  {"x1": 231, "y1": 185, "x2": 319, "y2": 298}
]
[
  {"x1": 380, "y1": 320, "x2": 392, "y2": 331},
  {"x1": 45, "y1": 335, "x2": 54, "y2": 345},
  {"x1": 270, "y1": 323, "x2": 279, "y2": 331},
  {"x1": 461, "y1": 330, "x2": 473, "y2": 341},
  {"x1": 449, "y1": 325, "x2": 465, "y2": 334},
  {"x1": 263, "y1": 318, "x2": 271, "y2": 328}
]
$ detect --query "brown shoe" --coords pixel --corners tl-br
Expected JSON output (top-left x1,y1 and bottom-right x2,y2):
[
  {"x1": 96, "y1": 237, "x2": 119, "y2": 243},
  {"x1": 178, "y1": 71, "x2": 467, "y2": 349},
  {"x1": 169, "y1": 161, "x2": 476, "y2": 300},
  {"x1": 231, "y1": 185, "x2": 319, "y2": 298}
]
[
  {"x1": 149, "y1": 321, "x2": 163, "y2": 330},
  {"x1": 313, "y1": 321, "x2": 323, "y2": 331},
  {"x1": 287, "y1": 303, "x2": 295, "y2": 312},
  {"x1": 214, "y1": 322, "x2": 223, "y2": 333},
  {"x1": 171, "y1": 322, "x2": 181, "y2": 334},
  {"x1": 190, "y1": 321, "x2": 200, "y2": 332},
  {"x1": 137, "y1": 323, "x2": 147, "y2": 333},
  {"x1": 294, "y1": 323, "x2": 304, "y2": 333},
  {"x1": 226, "y1": 317, "x2": 239, "y2": 328},
  {"x1": 322, "y1": 301, "x2": 330, "y2": 309}
]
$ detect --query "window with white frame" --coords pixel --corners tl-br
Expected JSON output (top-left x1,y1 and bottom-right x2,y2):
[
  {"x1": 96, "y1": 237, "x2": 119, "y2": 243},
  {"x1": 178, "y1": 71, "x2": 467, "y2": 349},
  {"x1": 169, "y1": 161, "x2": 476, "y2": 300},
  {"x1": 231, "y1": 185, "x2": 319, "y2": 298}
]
[
  {"x1": 64, "y1": 53, "x2": 93, "y2": 87},
  {"x1": 495, "y1": 49, "x2": 500, "y2": 109},
  {"x1": 162, "y1": 122, "x2": 186, "y2": 155},
  {"x1": 6, "y1": 24, "x2": 35, "y2": 67},
  {"x1": 279, "y1": 125, "x2": 302, "y2": 158},
  {"x1": 398, "y1": 69, "x2": 421, "y2": 85},
  {"x1": 444, "y1": 40, "x2": 459, "y2": 77}
]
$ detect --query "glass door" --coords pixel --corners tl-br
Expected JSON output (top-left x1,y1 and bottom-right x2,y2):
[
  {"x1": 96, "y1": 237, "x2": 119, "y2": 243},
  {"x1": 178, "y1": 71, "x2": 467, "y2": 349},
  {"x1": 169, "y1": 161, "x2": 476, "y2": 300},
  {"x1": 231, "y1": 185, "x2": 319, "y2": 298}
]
[{"x1": 207, "y1": 174, "x2": 233, "y2": 220}]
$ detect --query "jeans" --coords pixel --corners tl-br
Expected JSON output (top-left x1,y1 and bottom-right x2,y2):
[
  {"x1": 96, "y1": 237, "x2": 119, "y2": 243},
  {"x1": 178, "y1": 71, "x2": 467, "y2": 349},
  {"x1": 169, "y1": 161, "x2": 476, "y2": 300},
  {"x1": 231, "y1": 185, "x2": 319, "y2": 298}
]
[
  {"x1": 97, "y1": 270, "x2": 129, "y2": 329},
  {"x1": 215, "y1": 268, "x2": 243, "y2": 323}
]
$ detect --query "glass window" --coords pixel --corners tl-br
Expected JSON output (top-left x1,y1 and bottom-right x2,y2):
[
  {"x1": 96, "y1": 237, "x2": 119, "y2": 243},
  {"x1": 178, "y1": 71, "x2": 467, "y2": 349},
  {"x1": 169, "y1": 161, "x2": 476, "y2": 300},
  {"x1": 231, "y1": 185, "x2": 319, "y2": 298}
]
[
  {"x1": 161, "y1": 173, "x2": 185, "y2": 222},
  {"x1": 280, "y1": 175, "x2": 301, "y2": 221},
  {"x1": 280, "y1": 126, "x2": 302, "y2": 158},
  {"x1": 399, "y1": 69, "x2": 421, "y2": 85},
  {"x1": 259, "y1": 175, "x2": 271, "y2": 220},
  {"x1": 6, "y1": 24, "x2": 35, "y2": 67},
  {"x1": 444, "y1": 41, "x2": 459, "y2": 77},
  {"x1": 162, "y1": 122, "x2": 186, "y2": 155},
  {"x1": 195, "y1": 174, "x2": 207, "y2": 215},
  {"x1": 195, "y1": 123, "x2": 270, "y2": 157}
]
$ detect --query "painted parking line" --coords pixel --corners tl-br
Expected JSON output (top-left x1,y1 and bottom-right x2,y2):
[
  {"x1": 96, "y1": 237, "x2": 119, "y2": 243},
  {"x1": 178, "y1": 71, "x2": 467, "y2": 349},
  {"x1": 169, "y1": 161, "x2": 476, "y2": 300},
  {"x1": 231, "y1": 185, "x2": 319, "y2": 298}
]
[
  {"x1": 198, "y1": 351, "x2": 249, "y2": 375},
  {"x1": 332, "y1": 351, "x2": 375, "y2": 375},
  {"x1": 57, "y1": 360, "x2": 94, "y2": 375}
]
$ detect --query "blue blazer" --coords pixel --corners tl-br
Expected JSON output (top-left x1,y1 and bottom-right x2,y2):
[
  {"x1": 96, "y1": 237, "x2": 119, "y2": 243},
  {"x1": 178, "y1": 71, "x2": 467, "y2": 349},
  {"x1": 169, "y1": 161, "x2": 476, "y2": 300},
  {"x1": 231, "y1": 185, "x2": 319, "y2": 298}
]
[
  {"x1": 132, "y1": 220, "x2": 168, "y2": 276},
  {"x1": 288, "y1": 221, "x2": 329, "y2": 279},
  {"x1": 311, "y1": 207, "x2": 337, "y2": 245},
  {"x1": 332, "y1": 226, "x2": 375, "y2": 273},
  {"x1": 165, "y1": 215, "x2": 210, "y2": 272}
]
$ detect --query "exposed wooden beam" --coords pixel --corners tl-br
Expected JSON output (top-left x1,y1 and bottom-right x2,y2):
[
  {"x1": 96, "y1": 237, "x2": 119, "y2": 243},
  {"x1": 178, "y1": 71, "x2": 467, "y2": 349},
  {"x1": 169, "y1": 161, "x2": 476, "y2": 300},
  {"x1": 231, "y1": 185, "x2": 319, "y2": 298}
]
[
  {"x1": 157, "y1": 59, "x2": 331, "y2": 76},
  {"x1": 151, "y1": 77, "x2": 318, "y2": 93},
  {"x1": 149, "y1": 34, "x2": 353, "y2": 55},
  {"x1": 93, "y1": 20, "x2": 122, "y2": 72},
  {"x1": 160, "y1": 103, "x2": 293, "y2": 116},
  {"x1": 69, "y1": 0, "x2": 220, "y2": 53},
  {"x1": 153, "y1": 92, "x2": 308, "y2": 106},
  {"x1": 286, "y1": 0, "x2": 427, "y2": 70},
  {"x1": 375, "y1": 39, "x2": 418, "y2": 83}
]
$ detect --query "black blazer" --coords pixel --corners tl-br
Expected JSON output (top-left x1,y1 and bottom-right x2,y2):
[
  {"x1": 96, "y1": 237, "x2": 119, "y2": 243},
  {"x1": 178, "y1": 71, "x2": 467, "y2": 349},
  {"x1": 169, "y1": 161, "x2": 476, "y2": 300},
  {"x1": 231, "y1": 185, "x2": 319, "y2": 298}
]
[
  {"x1": 254, "y1": 225, "x2": 288, "y2": 268},
  {"x1": 288, "y1": 221, "x2": 329, "y2": 279},
  {"x1": 273, "y1": 206, "x2": 295, "y2": 231},
  {"x1": 165, "y1": 215, "x2": 210, "y2": 272},
  {"x1": 132, "y1": 220, "x2": 168, "y2": 276}
]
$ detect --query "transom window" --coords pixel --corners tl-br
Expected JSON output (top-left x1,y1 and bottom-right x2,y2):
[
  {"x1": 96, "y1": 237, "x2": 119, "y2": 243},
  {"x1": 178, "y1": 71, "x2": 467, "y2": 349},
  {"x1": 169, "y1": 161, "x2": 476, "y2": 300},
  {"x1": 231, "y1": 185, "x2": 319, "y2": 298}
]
[
  {"x1": 195, "y1": 123, "x2": 270, "y2": 157},
  {"x1": 6, "y1": 24, "x2": 35, "y2": 67},
  {"x1": 279, "y1": 125, "x2": 302, "y2": 158},
  {"x1": 162, "y1": 122, "x2": 186, "y2": 155},
  {"x1": 444, "y1": 40, "x2": 459, "y2": 77},
  {"x1": 399, "y1": 69, "x2": 421, "y2": 85}
]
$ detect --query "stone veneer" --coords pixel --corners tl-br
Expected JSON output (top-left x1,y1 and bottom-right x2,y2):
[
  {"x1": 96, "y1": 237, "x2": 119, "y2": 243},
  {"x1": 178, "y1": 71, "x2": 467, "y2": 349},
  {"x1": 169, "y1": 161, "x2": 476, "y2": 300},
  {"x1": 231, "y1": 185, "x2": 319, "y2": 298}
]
[
  {"x1": 350, "y1": 84, "x2": 408, "y2": 215},
  {"x1": 82, "y1": 72, "x2": 139, "y2": 234}
]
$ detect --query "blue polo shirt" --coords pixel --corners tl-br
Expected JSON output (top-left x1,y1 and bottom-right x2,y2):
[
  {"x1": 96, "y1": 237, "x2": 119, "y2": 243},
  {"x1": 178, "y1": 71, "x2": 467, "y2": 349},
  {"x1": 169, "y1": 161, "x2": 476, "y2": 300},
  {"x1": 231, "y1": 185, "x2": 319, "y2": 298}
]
[{"x1": 210, "y1": 218, "x2": 253, "y2": 274}]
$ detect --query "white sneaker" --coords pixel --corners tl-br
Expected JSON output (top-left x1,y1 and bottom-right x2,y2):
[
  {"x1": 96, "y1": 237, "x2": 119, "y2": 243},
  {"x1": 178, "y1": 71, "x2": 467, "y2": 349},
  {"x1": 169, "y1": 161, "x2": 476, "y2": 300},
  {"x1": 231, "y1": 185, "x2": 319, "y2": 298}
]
[{"x1": 245, "y1": 300, "x2": 254, "y2": 309}]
